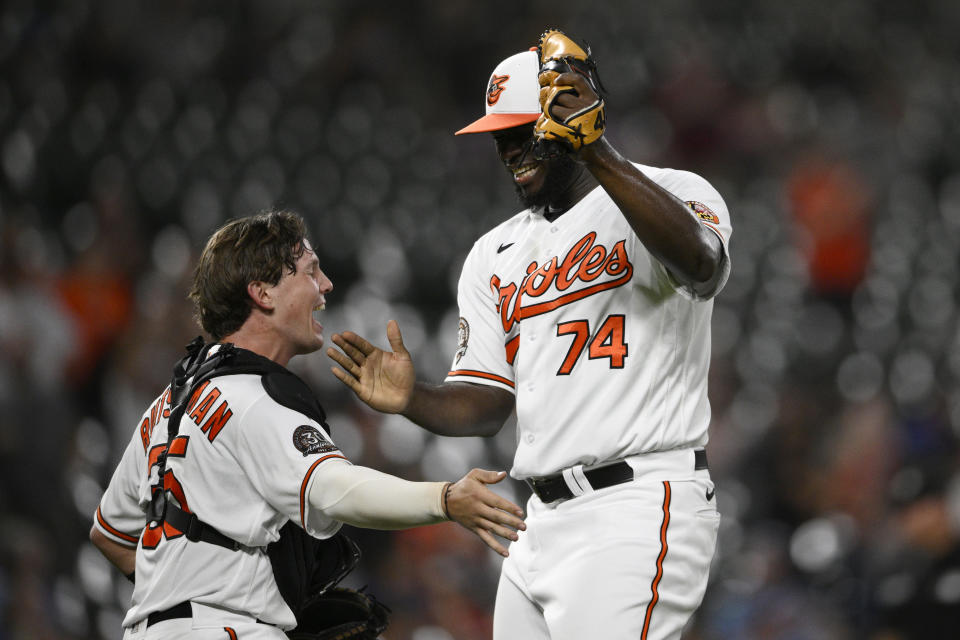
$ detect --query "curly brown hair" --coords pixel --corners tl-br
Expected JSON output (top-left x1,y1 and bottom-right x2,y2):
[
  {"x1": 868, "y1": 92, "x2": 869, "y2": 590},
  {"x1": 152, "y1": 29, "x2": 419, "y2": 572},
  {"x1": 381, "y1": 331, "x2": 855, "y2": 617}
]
[{"x1": 188, "y1": 210, "x2": 309, "y2": 340}]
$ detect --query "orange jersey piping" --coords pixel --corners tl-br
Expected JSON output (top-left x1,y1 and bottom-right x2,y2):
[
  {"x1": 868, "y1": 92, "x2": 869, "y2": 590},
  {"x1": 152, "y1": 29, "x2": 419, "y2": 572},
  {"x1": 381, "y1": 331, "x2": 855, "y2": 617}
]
[
  {"x1": 299, "y1": 453, "x2": 348, "y2": 528},
  {"x1": 96, "y1": 506, "x2": 140, "y2": 546},
  {"x1": 446, "y1": 369, "x2": 516, "y2": 388}
]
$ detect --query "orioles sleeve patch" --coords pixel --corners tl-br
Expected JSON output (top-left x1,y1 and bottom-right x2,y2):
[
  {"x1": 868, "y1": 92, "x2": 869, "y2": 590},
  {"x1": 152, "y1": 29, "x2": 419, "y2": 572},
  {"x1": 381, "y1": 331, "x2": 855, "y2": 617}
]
[
  {"x1": 454, "y1": 317, "x2": 470, "y2": 364},
  {"x1": 292, "y1": 425, "x2": 338, "y2": 457},
  {"x1": 686, "y1": 201, "x2": 720, "y2": 225}
]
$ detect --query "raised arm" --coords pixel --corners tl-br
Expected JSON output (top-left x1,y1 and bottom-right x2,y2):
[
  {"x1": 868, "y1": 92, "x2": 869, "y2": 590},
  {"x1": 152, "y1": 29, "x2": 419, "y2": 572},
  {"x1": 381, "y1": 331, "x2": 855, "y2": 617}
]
[
  {"x1": 328, "y1": 321, "x2": 514, "y2": 437},
  {"x1": 539, "y1": 65, "x2": 725, "y2": 296},
  {"x1": 580, "y1": 136, "x2": 724, "y2": 294}
]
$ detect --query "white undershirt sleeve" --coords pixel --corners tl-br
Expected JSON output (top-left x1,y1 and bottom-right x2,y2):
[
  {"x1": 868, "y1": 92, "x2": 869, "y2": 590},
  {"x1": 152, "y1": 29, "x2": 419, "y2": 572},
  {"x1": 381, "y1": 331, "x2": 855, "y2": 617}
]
[{"x1": 307, "y1": 459, "x2": 449, "y2": 530}]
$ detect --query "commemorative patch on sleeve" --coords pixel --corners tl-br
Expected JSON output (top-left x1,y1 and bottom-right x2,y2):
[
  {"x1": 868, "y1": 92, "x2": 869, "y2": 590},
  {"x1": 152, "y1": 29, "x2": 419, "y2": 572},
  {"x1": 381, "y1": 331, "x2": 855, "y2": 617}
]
[
  {"x1": 454, "y1": 317, "x2": 470, "y2": 364},
  {"x1": 292, "y1": 425, "x2": 337, "y2": 456},
  {"x1": 686, "y1": 201, "x2": 720, "y2": 225}
]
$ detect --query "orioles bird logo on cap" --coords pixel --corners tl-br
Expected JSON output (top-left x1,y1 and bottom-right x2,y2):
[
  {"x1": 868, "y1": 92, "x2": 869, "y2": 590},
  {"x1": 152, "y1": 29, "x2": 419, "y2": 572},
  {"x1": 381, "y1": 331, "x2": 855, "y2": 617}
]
[{"x1": 487, "y1": 74, "x2": 509, "y2": 106}]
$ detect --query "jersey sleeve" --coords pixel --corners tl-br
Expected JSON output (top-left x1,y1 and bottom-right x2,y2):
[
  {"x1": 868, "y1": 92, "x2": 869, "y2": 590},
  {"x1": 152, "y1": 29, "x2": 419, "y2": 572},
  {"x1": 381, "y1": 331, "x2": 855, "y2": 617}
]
[
  {"x1": 94, "y1": 424, "x2": 148, "y2": 548},
  {"x1": 444, "y1": 244, "x2": 516, "y2": 393},
  {"x1": 648, "y1": 168, "x2": 733, "y2": 300},
  {"x1": 235, "y1": 396, "x2": 348, "y2": 540}
]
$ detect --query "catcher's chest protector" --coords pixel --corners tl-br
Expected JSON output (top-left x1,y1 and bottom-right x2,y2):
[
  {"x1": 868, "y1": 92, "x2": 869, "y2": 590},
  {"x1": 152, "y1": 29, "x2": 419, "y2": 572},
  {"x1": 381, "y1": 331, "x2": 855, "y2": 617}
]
[{"x1": 162, "y1": 341, "x2": 361, "y2": 622}]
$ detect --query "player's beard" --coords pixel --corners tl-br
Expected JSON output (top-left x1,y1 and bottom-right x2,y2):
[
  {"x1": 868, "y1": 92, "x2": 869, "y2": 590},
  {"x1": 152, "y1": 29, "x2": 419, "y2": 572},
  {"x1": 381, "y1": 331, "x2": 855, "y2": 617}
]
[{"x1": 515, "y1": 153, "x2": 580, "y2": 212}]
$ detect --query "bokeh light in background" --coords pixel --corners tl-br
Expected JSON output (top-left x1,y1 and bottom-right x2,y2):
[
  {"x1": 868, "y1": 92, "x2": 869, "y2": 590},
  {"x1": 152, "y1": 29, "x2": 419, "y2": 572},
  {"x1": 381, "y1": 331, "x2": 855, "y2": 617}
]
[{"x1": 1, "y1": 0, "x2": 959, "y2": 638}]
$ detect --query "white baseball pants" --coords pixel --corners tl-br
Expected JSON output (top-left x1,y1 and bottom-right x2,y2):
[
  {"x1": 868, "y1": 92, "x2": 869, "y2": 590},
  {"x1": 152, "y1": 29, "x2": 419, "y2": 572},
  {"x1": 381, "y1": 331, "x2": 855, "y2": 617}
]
[{"x1": 494, "y1": 450, "x2": 719, "y2": 640}]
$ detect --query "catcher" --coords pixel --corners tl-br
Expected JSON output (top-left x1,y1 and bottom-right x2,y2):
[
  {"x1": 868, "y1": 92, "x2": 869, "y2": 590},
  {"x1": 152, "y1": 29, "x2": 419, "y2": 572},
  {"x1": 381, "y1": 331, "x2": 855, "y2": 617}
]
[{"x1": 90, "y1": 210, "x2": 526, "y2": 639}]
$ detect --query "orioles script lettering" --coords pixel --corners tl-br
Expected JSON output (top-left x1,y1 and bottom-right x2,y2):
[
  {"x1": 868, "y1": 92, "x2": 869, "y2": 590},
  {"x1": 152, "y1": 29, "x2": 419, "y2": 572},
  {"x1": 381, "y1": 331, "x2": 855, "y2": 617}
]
[{"x1": 490, "y1": 232, "x2": 633, "y2": 333}]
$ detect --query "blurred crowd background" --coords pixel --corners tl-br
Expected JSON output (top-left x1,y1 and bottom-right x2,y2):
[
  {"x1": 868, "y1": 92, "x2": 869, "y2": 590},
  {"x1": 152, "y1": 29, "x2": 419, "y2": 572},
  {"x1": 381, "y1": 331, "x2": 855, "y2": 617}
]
[{"x1": 1, "y1": 0, "x2": 959, "y2": 638}]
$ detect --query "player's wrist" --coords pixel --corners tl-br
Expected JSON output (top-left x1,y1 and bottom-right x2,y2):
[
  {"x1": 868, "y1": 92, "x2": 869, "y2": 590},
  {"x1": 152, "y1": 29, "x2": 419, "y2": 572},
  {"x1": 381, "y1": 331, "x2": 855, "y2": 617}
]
[
  {"x1": 397, "y1": 382, "x2": 428, "y2": 420},
  {"x1": 439, "y1": 482, "x2": 453, "y2": 521},
  {"x1": 575, "y1": 136, "x2": 615, "y2": 165},
  {"x1": 395, "y1": 392, "x2": 414, "y2": 415}
]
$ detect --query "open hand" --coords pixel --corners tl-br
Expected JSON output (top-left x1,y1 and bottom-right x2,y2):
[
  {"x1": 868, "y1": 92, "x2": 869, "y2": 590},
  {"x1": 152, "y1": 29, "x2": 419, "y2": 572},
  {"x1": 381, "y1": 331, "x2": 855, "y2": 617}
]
[
  {"x1": 445, "y1": 468, "x2": 526, "y2": 557},
  {"x1": 327, "y1": 320, "x2": 415, "y2": 413}
]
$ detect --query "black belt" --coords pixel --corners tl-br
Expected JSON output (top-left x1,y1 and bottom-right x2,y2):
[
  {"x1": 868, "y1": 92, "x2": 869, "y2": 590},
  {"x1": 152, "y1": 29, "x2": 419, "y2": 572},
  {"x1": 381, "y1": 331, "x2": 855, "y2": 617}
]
[
  {"x1": 526, "y1": 449, "x2": 708, "y2": 504},
  {"x1": 146, "y1": 601, "x2": 273, "y2": 628},
  {"x1": 147, "y1": 601, "x2": 192, "y2": 627}
]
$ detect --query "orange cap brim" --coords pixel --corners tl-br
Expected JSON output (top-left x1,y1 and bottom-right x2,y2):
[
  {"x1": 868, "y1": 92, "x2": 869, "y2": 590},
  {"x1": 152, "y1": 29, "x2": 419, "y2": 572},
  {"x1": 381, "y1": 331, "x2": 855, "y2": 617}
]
[{"x1": 455, "y1": 112, "x2": 540, "y2": 135}]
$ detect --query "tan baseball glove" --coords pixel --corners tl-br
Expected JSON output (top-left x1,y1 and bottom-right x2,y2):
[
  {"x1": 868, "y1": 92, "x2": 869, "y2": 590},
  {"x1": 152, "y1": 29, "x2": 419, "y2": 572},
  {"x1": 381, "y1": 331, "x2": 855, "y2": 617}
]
[{"x1": 533, "y1": 29, "x2": 607, "y2": 158}]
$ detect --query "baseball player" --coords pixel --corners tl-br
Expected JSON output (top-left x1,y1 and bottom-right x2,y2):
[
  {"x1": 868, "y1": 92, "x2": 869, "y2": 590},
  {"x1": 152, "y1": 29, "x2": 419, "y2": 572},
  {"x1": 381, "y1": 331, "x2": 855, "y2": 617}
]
[
  {"x1": 90, "y1": 210, "x2": 525, "y2": 639},
  {"x1": 328, "y1": 30, "x2": 731, "y2": 639}
]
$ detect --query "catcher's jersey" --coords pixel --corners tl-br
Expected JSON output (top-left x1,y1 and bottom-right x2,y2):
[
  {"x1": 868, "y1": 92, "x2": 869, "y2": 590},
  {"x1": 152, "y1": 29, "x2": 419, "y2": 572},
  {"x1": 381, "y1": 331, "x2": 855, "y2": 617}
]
[
  {"x1": 94, "y1": 352, "x2": 347, "y2": 631},
  {"x1": 446, "y1": 164, "x2": 731, "y2": 479}
]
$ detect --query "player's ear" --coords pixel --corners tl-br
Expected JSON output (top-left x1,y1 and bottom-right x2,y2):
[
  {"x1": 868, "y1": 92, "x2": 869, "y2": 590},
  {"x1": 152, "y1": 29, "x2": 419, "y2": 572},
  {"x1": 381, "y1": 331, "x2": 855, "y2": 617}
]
[{"x1": 247, "y1": 281, "x2": 275, "y2": 311}]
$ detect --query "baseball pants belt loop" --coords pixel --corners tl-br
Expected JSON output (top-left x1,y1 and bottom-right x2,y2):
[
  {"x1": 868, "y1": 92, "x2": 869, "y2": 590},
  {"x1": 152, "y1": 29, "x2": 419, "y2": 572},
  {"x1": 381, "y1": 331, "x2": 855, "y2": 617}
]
[
  {"x1": 561, "y1": 464, "x2": 591, "y2": 497},
  {"x1": 695, "y1": 449, "x2": 708, "y2": 470}
]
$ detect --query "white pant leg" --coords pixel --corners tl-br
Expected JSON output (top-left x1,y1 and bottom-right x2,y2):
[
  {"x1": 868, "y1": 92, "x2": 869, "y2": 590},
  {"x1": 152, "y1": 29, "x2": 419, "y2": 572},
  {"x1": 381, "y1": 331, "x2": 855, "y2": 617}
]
[
  {"x1": 636, "y1": 478, "x2": 720, "y2": 640},
  {"x1": 493, "y1": 564, "x2": 551, "y2": 640},
  {"x1": 506, "y1": 475, "x2": 718, "y2": 640},
  {"x1": 493, "y1": 520, "x2": 551, "y2": 640}
]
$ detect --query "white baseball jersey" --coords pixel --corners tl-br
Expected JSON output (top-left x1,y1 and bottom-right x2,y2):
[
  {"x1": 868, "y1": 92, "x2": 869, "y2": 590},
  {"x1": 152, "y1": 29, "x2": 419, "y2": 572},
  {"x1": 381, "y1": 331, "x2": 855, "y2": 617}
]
[
  {"x1": 446, "y1": 164, "x2": 731, "y2": 478},
  {"x1": 94, "y1": 351, "x2": 347, "y2": 632}
]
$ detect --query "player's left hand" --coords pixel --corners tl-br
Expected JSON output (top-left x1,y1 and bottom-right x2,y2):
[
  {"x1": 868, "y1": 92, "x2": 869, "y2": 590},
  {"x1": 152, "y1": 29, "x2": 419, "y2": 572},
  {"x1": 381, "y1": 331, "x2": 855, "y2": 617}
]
[
  {"x1": 539, "y1": 69, "x2": 600, "y2": 122},
  {"x1": 445, "y1": 469, "x2": 526, "y2": 557},
  {"x1": 533, "y1": 29, "x2": 606, "y2": 155},
  {"x1": 327, "y1": 320, "x2": 415, "y2": 414},
  {"x1": 535, "y1": 68, "x2": 606, "y2": 152}
]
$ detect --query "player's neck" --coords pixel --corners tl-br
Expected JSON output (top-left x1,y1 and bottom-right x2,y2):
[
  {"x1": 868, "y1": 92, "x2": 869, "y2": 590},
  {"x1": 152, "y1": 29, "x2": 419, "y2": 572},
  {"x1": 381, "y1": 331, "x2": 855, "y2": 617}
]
[
  {"x1": 221, "y1": 324, "x2": 294, "y2": 367},
  {"x1": 541, "y1": 166, "x2": 597, "y2": 220}
]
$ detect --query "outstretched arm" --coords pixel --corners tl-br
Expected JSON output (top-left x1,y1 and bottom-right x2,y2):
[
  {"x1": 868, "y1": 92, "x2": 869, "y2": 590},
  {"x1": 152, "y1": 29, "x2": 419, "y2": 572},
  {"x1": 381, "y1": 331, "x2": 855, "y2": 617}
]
[
  {"x1": 403, "y1": 380, "x2": 514, "y2": 438},
  {"x1": 328, "y1": 321, "x2": 514, "y2": 437},
  {"x1": 309, "y1": 460, "x2": 525, "y2": 557}
]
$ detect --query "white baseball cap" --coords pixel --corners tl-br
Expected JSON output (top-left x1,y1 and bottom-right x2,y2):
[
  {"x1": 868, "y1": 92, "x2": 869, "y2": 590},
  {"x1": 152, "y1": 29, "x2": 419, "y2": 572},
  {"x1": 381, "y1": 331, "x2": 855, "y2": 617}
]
[{"x1": 455, "y1": 50, "x2": 540, "y2": 135}]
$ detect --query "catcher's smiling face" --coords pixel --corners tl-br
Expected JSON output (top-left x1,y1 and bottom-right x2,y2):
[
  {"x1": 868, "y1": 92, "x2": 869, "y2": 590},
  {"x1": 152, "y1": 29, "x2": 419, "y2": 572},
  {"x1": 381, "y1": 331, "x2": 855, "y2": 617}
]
[
  {"x1": 493, "y1": 124, "x2": 581, "y2": 214},
  {"x1": 263, "y1": 239, "x2": 332, "y2": 360}
]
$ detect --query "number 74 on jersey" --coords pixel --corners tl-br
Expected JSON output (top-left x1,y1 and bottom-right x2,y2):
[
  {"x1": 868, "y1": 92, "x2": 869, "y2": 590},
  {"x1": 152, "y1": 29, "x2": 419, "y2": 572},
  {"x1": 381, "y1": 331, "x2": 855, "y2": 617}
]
[{"x1": 555, "y1": 314, "x2": 627, "y2": 375}]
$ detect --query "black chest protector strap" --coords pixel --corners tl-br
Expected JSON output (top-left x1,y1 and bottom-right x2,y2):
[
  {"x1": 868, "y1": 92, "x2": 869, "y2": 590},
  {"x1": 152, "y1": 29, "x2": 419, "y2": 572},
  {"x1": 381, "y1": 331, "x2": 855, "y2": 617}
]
[
  {"x1": 150, "y1": 339, "x2": 334, "y2": 541},
  {"x1": 150, "y1": 338, "x2": 358, "y2": 620}
]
